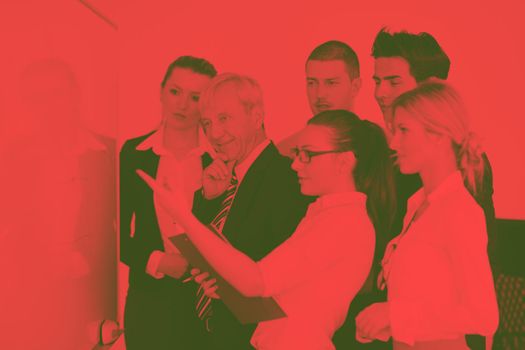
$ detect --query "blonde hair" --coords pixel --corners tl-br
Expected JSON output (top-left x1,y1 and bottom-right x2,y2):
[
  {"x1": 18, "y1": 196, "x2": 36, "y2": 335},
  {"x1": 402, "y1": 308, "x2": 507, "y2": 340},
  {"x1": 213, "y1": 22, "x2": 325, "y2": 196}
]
[
  {"x1": 392, "y1": 79, "x2": 484, "y2": 195},
  {"x1": 199, "y1": 73, "x2": 265, "y2": 116}
]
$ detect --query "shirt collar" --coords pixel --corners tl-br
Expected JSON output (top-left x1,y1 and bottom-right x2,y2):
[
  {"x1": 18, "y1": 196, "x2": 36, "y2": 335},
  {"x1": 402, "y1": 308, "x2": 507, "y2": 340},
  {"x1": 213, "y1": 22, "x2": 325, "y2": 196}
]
[
  {"x1": 136, "y1": 125, "x2": 207, "y2": 157},
  {"x1": 407, "y1": 170, "x2": 464, "y2": 212},
  {"x1": 426, "y1": 170, "x2": 464, "y2": 203},
  {"x1": 234, "y1": 139, "x2": 271, "y2": 183},
  {"x1": 307, "y1": 191, "x2": 367, "y2": 216}
]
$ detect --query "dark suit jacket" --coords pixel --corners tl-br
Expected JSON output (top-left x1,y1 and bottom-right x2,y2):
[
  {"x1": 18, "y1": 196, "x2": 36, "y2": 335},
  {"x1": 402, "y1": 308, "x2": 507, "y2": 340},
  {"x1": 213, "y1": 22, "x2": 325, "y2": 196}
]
[
  {"x1": 193, "y1": 142, "x2": 313, "y2": 349},
  {"x1": 119, "y1": 131, "x2": 213, "y2": 292}
]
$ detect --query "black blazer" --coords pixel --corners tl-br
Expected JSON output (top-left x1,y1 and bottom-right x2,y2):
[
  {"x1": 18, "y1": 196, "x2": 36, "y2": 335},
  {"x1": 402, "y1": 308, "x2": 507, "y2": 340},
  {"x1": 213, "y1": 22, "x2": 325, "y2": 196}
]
[
  {"x1": 193, "y1": 142, "x2": 313, "y2": 348},
  {"x1": 119, "y1": 131, "x2": 213, "y2": 292}
]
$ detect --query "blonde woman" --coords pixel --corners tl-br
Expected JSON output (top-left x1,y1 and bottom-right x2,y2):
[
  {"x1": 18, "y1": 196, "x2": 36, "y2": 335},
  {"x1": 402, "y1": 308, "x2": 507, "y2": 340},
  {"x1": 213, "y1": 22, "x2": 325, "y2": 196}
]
[{"x1": 356, "y1": 80, "x2": 499, "y2": 349}]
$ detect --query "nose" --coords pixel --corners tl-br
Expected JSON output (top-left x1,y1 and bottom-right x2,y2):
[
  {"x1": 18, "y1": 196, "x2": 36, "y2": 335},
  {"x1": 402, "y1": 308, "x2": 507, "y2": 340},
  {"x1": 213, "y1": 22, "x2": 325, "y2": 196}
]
[
  {"x1": 317, "y1": 83, "x2": 328, "y2": 99},
  {"x1": 390, "y1": 130, "x2": 400, "y2": 151},
  {"x1": 291, "y1": 156, "x2": 303, "y2": 172},
  {"x1": 375, "y1": 81, "x2": 389, "y2": 101},
  {"x1": 307, "y1": 83, "x2": 318, "y2": 99},
  {"x1": 176, "y1": 94, "x2": 190, "y2": 111},
  {"x1": 206, "y1": 122, "x2": 225, "y2": 142}
]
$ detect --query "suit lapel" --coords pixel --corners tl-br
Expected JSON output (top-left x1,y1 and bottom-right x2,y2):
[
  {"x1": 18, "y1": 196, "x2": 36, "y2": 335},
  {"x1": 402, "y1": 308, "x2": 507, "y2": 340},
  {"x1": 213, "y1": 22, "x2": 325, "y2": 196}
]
[
  {"x1": 138, "y1": 148, "x2": 160, "y2": 180},
  {"x1": 222, "y1": 143, "x2": 278, "y2": 238}
]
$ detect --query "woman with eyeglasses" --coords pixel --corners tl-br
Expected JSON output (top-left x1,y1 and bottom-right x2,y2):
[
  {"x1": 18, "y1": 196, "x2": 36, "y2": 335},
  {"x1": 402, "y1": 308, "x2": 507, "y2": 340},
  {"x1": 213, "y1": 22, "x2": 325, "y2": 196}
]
[
  {"x1": 138, "y1": 109, "x2": 396, "y2": 350},
  {"x1": 355, "y1": 81, "x2": 499, "y2": 350}
]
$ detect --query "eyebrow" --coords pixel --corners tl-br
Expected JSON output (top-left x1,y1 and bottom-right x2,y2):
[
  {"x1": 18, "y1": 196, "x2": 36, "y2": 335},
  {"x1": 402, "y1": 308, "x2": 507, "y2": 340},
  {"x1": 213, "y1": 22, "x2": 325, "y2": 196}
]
[
  {"x1": 373, "y1": 75, "x2": 402, "y2": 81},
  {"x1": 168, "y1": 84, "x2": 202, "y2": 95},
  {"x1": 306, "y1": 76, "x2": 341, "y2": 81}
]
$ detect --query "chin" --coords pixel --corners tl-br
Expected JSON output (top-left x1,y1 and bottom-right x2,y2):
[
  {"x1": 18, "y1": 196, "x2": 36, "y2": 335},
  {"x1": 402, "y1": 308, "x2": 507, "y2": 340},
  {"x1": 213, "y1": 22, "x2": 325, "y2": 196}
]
[
  {"x1": 299, "y1": 183, "x2": 319, "y2": 196},
  {"x1": 165, "y1": 118, "x2": 191, "y2": 130},
  {"x1": 398, "y1": 162, "x2": 419, "y2": 175}
]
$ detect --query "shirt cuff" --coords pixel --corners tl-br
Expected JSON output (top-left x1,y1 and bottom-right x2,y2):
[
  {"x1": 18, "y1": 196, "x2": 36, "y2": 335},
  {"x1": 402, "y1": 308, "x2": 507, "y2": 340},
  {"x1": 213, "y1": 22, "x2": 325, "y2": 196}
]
[{"x1": 146, "y1": 250, "x2": 166, "y2": 279}]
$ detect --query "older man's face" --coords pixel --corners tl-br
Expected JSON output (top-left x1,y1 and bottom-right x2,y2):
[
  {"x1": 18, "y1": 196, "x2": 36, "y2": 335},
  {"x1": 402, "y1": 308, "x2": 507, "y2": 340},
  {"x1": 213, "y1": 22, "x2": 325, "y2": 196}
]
[{"x1": 200, "y1": 83, "x2": 263, "y2": 164}]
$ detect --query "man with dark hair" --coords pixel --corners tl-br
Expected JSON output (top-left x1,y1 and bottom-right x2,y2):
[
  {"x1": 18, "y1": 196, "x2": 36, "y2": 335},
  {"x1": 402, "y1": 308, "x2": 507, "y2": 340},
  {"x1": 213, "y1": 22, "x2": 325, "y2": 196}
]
[
  {"x1": 120, "y1": 55, "x2": 217, "y2": 349},
  {"x1": 370, "y1": 28, "x2": 455, "y2": 240},
  {"x1": 362, "y1": 28, "x2": 495, "y2": 350},
  {"x1": 373, "y1": 28, "x2": 450, "y2": 80},
  {"x1": 306, "y1": 40, "x2": 361, "y2": 114},
  {"x1": 372, "y1": 28, "x2": 451, "y2": 130},
  {"x1": 278, "y1": 40, "x2": 361, "y2": 156},
  {"x1": 370, "y1": 27, "x2": 494, "y2": 239}
]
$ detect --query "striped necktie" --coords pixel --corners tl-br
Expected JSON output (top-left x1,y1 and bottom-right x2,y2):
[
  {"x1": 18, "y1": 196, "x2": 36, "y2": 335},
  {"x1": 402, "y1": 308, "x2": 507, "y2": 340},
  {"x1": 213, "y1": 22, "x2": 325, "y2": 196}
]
[{"x1": 196, "y1": 171, "x2": 238, "y2": 331}]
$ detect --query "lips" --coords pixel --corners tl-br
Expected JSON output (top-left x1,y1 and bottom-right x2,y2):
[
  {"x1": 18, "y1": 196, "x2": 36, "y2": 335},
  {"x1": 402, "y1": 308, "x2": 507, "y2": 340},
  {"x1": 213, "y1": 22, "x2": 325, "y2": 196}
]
[
  {"x1": 378, "y1": 100, "x2": 392, "y2": 111},
  {"x1": 315, "y1": 103, "x2": 331, "y2": 111},
  {"x1": 213, "y1": 139, "x2": 234, "y2": 152},
  {"x1": 172, "y1": 113, "x2": 187, "y2": 120},
  {"x1": 393, "y1": 154, "x2": 405, "y2": 167}
]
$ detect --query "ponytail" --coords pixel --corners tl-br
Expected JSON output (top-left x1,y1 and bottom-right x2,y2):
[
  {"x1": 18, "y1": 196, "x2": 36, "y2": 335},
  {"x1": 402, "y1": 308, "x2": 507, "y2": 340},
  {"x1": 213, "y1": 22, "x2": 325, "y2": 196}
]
[
  {"x1": 455, "y1": 131, "x2": 485, "y2": 196},
  {"x1": 352, "y1": 120, "x2": 397, "y2": 238},
  {"x1": 308, "y1": 110, "x2": 397, "y2": 239}
]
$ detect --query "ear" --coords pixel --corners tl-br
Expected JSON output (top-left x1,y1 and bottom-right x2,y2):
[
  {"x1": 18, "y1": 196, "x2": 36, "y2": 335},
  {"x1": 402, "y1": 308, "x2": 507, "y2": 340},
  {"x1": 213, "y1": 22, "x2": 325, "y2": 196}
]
[
  {"x1": 427, "y1": 131, "x2": 449, "y2": 150},
  {"x1": 251, "y1": 106, "x2": 265, "y2": 128},
  {"x1": 351, "y1": 77, "x2": 362, "y2": 96},
  {"x1": 338, "y1": 151, "x2": 356, "y2": 173}
]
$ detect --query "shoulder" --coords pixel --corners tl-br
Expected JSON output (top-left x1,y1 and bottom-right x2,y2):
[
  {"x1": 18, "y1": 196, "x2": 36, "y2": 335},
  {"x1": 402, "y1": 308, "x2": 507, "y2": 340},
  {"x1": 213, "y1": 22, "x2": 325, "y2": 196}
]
[
  {"x1": 249, "y1": 142, "x2": 297, "y2": 185},
  {"x1": 450, "y1": 186, "x2": 485, "y2": 219},
  {"x1": 443, "y1": 186, "x2": 487, "y2": 241},
  {"x1": 264, "y1": 144, "x2": 298, "y2": 179},
  {"x1": 250, "y1": 143, "x2": 314, "y2": 210},
  {"x1": 311, "y1": 203, "x2": 374, "y2": 242},
  {"x1": 267, "y1": 150, "x2": 311, "y2": 204}
]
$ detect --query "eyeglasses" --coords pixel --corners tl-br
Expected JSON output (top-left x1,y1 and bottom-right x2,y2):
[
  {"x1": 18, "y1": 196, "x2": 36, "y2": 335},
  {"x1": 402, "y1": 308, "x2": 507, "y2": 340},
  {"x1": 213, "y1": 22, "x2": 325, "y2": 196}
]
[{"x1": 291, "y1": 147, "x2": 342, "y2": 164}]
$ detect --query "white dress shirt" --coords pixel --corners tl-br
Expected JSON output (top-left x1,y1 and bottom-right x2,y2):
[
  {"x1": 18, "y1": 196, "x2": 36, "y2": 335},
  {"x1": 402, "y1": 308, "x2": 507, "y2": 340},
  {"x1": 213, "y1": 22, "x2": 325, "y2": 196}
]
[
  {"x1": 384, "y1": 171, "x2": 499, "y2": 346},
  {"x1": 251, "y1": 191, "x2": 375, "y2": 350}
]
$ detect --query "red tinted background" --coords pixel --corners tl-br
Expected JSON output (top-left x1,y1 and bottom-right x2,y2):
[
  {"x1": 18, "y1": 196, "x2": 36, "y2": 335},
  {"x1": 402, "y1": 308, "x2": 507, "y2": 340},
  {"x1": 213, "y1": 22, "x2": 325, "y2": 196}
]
[{"x1": 1, "y1": 0, "x2": 523, "y2": 348}]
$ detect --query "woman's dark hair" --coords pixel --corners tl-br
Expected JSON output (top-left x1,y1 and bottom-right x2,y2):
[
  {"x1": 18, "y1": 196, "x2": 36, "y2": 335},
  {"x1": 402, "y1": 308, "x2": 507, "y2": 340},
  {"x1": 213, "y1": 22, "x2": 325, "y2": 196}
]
[
  {"x1": 161, "y1": 55, "x2": 217, "y2": 87},
  {"x1": 308, "y1": 110, "x2": 396, "y2": 239}
]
